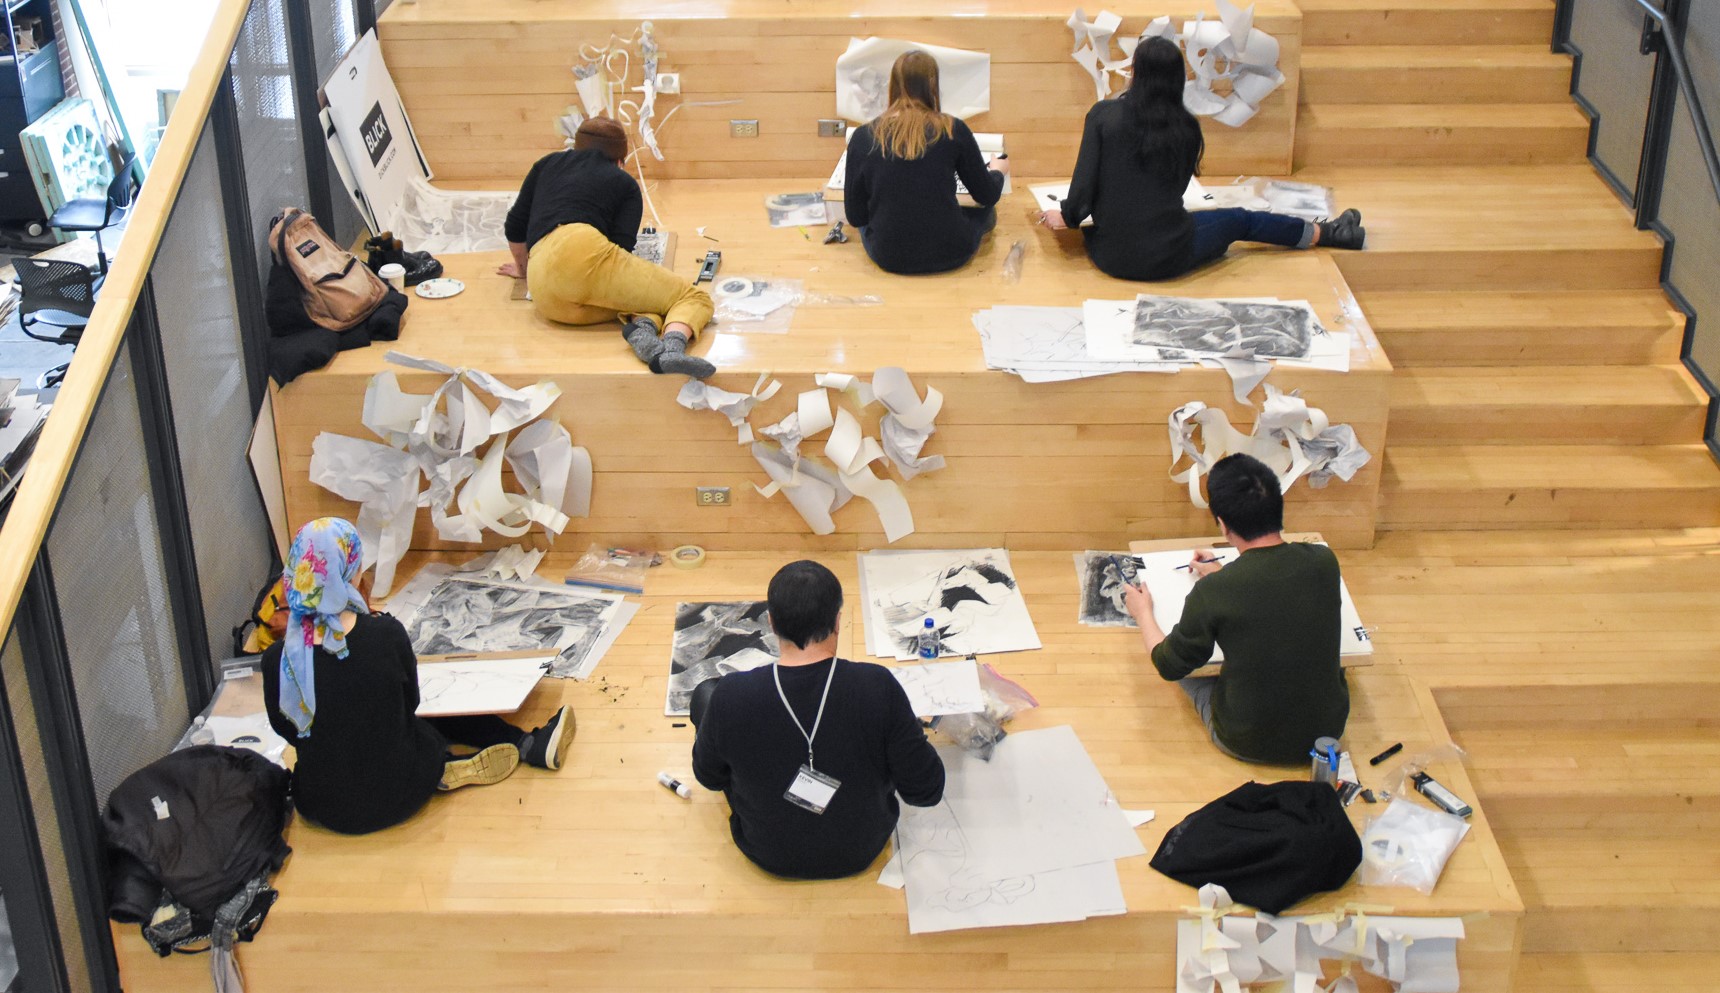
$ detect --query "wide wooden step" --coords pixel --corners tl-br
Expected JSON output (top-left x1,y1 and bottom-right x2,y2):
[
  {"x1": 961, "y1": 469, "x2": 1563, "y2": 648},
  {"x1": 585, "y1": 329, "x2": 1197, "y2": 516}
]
[
  {"x1": 1301, "y1": 45, "x2": 1572, "y2": 105},
  {"x1": 1359, "y1": 290, "x2": 1683, "y2": 366},
  {"x1": 1516, "y1": 952, "x2": 1720, "y2": 991},
  {"x1": 1295, "y1": 166, "x2": 1665, "y2": 292},
  {"x1": 1297, "y1": 104, "x2": 1589, "y2": 166},
  {"x1": 1298, "y1": 0, "x2": 1555, "y2": 47},
  {"x1": 1379, "y1": 444, "x2": 1720, "y2": 529},
  {"x1": 1388, "y1": 366, "x2": 1708, "y2": 445}
]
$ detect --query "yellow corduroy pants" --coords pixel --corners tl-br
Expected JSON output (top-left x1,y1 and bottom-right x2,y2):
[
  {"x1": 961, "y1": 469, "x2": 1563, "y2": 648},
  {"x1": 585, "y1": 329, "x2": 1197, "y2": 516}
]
[{"x1": 526, "y1": 223, "x2": 714, "y2": 340}]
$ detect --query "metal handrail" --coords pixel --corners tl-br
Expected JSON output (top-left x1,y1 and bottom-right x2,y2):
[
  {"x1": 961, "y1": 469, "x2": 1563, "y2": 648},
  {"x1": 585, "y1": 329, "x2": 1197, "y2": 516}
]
[{"x1": 1630, "y1": 0, "x2": 1720, "y2": 205}]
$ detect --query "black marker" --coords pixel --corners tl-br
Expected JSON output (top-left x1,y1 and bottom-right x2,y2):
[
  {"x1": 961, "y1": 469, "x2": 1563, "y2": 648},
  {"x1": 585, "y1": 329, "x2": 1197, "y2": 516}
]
[{"x1": 1369, "y1": 742, "x2": 1404, "y2": 766}]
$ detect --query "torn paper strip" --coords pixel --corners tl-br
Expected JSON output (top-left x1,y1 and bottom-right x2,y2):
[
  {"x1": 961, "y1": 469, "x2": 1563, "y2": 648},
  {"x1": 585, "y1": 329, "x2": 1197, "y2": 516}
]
[{"x1": 309, "y1": 432, "x2": 421, "y2": 596}]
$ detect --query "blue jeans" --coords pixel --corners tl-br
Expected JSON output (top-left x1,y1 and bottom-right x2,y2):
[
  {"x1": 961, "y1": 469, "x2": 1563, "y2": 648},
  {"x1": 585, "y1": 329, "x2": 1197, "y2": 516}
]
[
  {"x1": 1187, "y1": 208, "x2": 1315, "y2": 270},
  {"x1": 1177, "y1": 678, "x2": 1249, "y2": 761}
]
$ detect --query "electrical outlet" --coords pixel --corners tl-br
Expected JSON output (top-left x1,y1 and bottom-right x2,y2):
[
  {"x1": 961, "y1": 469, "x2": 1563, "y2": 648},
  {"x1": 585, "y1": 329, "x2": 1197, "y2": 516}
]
[
  {"x1": 655, "y1": 72, "x2": 680, "y2": 94},
  {"x1": 696, "y1": 486, "x2": 732, "y2": 506},
  {"x1": 730, "y1": 119, "x2": 760, "y2": 138},
  {"x1": 818, "y1": 119, "x2": 846, "y2": 138}
]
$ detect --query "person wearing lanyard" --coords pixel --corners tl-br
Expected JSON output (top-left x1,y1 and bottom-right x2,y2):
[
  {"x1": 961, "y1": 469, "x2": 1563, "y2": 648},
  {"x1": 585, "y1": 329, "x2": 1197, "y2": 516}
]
[{"x1": 690, "y1": 560, "x2": 946, "y2": 879}]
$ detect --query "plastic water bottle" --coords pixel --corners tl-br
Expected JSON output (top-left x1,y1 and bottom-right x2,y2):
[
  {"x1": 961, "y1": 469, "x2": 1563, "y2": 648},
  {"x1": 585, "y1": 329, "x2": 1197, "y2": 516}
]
[{"x1": 916, "y1": 617, "x2": 941, "y2": 659}]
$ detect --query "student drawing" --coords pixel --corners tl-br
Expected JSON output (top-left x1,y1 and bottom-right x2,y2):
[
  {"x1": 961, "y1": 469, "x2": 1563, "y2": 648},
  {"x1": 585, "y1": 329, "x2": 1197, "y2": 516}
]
[
  {"x1": 414, "y1": 657, "x2": 547, "y2": 717},
  {"x1": 1221, "y1": 301, "x2": 1316, "y2": 358},
  {"x1": 897, "y1": 800, "x2": 1037, "y2": 916},
  {"x1": 402, "y1": 576, "x2": 617, "y2": 676},
  {"x1": 1075, "y1": 551, "x2": 1140, "y2": 627},
  {"x1": 861, "y1": 549, "x2": 1041, "y2": 661},
  {"x1": 665, "y1": 601, "x2": 781, "y2": 715},
  {"x1": 890, "y1": 660, "x2": 984, "y2": 717},
  {"x1": 1130, "y1": 297, "x2": 1238, "y2": 355}
]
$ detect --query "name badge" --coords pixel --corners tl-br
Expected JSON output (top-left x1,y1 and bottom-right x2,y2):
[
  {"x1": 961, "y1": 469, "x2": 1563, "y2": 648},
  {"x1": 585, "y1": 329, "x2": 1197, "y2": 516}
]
[{"x1": 784, "y1": 764, "x2": 840, "y2": 814}]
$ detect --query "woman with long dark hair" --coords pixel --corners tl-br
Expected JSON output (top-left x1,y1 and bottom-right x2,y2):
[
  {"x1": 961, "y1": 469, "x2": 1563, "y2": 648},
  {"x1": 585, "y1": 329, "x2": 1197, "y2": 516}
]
[
  {"x1": 843, "y1": 51, "x2": 1009, "y2": 274},
  {"x1": 1042, "y1": 36, "x2": 1364, "y2": 280}
]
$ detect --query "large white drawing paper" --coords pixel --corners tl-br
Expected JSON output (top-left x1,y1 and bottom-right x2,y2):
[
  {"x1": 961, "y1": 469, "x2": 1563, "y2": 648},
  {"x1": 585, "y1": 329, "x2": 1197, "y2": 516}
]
[
  {"x1": 415, "y1": 656, "x2": 549, "y2": 717},
  {"x1": 836, "y1": 37, "x2": 990, "y2": 123},
  {"x1": 973, "y1": 306, "x2": 1176, "y2": 382},
  {"x1": 391, "y1": 565, "x2": 630, "y2": 678},
  {"x1": 1131, "y1": 545, "x2": 1372, "y2": 659},
  {"x1": 859, "y1": 549, "x2": 1041, "y2": 661},
  {"x1": 890, "y1": 659, "x2": 984, "y2": 717},
  {"x1": 665, "y1": 601, "x2": 780, "y2": 715},
  {"x1": 321, "y1": 30, "x2": 433, "y2": 237},
  {"x1": 892, "y1": 726, "x2": 1145, "y2": 933}
]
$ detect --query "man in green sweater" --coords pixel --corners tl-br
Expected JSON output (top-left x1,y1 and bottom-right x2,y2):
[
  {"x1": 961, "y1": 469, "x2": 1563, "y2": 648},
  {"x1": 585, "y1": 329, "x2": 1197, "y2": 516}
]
[{"x1": 1123, "y1": 453, "x2": 1349, "y2": 764}]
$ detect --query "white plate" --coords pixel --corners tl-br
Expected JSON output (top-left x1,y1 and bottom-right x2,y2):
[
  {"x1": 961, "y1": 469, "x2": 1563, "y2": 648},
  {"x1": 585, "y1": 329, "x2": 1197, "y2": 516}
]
[{"x1": 415, "y1": 278, "x2": 465, "y2": 299}]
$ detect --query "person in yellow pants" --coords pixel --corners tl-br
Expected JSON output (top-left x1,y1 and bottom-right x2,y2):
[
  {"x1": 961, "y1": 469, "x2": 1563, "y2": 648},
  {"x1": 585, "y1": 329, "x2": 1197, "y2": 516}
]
[{"x1": 498, "y1": 118, "x2": 716, "y2": 378}]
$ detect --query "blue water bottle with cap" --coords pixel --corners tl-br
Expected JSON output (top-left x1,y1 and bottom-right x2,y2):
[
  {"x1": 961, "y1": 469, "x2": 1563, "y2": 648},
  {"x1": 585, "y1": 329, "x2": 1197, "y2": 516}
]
[{"x1": 916, "y1": 617, "x2": 941, "y2": 659}]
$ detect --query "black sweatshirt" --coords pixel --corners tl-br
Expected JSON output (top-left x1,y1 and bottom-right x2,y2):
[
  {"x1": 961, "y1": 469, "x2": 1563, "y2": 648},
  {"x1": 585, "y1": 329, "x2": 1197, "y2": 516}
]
[
  {"x1": 1150, "y1": 543, "x2": 1350, "y2": 764},
  {"x1": 1059, "y1": 98, "x2": 1198, "y2": 281},
  {"x1": 691, "y1": 657, "x2": 945, "y2": 879},
  {"x1": 263, "y1": 612, "x2": 446, "y2": 835},
  {"x1": 504, "y1": 148, "x2": 643, "y2": 252},
  {"x1": 842, "y1": 118, "x2": 1005, "y2": 274}
]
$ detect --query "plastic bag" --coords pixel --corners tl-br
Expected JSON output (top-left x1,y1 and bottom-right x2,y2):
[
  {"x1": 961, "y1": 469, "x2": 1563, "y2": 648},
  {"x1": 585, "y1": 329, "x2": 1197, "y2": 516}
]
[
  {"x1": 565, "y1": 544, "x2": 659, "y2": 595},
  {"x1": 175, "y1": 659, "x2": 290, "y2": 768},
  {"x1": 1360, "y1": 797, "x2": 1471, "y2": 894},
  {"x1": 711, "y1": 275, "x2": 802, "y2": 334},
  {"x1": 930, "y1": 663, "x2": 1039, "y2": 760}
]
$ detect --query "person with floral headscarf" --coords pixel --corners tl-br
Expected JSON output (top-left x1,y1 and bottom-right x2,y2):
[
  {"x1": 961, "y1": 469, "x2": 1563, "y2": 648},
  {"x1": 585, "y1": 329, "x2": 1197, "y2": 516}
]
[{"x1": 262, "y1": 518, "x2": 576, "y2": 835}]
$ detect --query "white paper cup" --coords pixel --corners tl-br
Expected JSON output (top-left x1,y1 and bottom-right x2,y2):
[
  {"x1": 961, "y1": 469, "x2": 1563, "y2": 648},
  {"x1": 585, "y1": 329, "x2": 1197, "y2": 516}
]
[{"x1": 378, "y1": 263, "x2": 406, "y2": 292}]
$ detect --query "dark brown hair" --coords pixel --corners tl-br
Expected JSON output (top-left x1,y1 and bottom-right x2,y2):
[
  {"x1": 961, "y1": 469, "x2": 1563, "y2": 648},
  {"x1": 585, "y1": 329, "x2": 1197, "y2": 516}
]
[{"x1": 574, "y1": 116, "x2": 629, "y2": 162}]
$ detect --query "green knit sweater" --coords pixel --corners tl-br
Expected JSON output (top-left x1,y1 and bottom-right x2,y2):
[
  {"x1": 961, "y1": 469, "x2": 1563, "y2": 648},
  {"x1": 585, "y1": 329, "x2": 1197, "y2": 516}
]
[{"x1": 1150, "y1": 542, "x2": 1350, "y2": 764}]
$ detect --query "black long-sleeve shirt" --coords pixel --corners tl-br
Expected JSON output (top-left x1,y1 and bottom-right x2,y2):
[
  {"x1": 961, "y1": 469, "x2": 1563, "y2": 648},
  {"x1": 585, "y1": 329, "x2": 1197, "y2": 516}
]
[
  {"x1": 1060, "y1": 98, "x2": 1197, "y2": 281},
  {"x1": 263, "y1": 612, "x2": 446, "y2": 835},
  {"x1": 504, "y1": 148, "x2": 642, "y2": 252},
  {"x1": 843, "y1": 118, "x2": 1005, "y2": 274},
  {"x1": 691, "y1": 657, "x2": 945, "y2": 879},
  {"x1": 1150, "y1": 542, "x2": 1350, "y2": 764}
]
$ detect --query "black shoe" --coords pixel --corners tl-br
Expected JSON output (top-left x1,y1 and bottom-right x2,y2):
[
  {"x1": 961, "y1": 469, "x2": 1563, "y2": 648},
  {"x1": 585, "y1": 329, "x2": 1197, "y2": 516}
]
[
  {"x1": 519, "y1": 705, "x2": 575, "y2": 771},
  {"x1": 398, "y1": 250, "x2": 443, "y2": 286},
  {"x1": 1317, "y1": 209, "x2": 1365, "y2": 251}
]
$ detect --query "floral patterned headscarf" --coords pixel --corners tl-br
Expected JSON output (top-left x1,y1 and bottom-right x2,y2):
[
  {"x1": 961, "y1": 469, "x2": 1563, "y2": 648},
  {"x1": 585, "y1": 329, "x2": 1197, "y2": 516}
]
[{"x1": 278, "y1": 518, "x2": 369, "y2": 738}]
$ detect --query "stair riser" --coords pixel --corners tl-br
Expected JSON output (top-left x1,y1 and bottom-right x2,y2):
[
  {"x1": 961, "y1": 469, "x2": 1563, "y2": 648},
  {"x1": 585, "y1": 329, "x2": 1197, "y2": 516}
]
[
  {"x1": 1438, "y1": 684, "x2": 1720, "y2": 729},
  {"x1": 1339, "y1": 250, "x2": 1665, "y2": 293},
  {"x1": 1304, "y1": 10, "x2": 1554, "y2": 47},
  {"x1": 1379, "y1": 489, "x2": 1720, "y2": 530},
  {"x1": 1387, "y1": 408, "x2": 1707, "y2": 446},
  {"x1": 1482, "y1": 797, "x2": 1720, "y2": 833},
  {"x1": 1525, "y1": 911, "x2": 1717, "y2": 954},
  {"x1": 1373, "y1": 328, "x2": 1681, "y2": 367},
  {"x1": 1301, "y1": 66, "x2": 1571, "y2": 105},
  {"x1": 1297, "y1": 124, "x2": 1588, "y2": 166}
]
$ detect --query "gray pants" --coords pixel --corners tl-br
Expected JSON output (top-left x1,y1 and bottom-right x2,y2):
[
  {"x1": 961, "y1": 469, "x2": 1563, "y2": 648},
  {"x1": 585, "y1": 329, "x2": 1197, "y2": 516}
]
[{"x1": 1177, "y1": 678, "x2": 1249, "y2": 761}]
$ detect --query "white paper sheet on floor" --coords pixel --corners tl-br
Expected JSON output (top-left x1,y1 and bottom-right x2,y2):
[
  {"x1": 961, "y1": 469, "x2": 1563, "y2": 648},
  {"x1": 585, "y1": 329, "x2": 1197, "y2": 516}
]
[
  {"x1": 858, "y1": 548, "x2": 1041, "y2": 661},
  {"x1": 890, "y1": 658, "x2": 985, "y2": 717},
  {"x1": 884, "y1": 725, "x2": 1145, "y2": 933}
]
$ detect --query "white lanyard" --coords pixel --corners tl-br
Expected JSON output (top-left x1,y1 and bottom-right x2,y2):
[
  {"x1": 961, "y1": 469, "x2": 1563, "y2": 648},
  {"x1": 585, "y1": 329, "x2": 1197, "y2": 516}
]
[{"x1": 773, "y1": 658, "x2": 837, "y2": 771}]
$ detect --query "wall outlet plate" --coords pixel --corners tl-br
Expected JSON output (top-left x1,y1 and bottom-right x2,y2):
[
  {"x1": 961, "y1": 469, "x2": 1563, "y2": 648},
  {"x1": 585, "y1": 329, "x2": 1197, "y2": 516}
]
[
  {"x1": 818, "y1": 119, "x2": 846, "y2": 138},
  {"x1": 696, "y1": 486, "x2": 732, "y2": 506},
  {"x1": 730, "y1": 119, "x2": 760, "y2": 138},
  {"x1": 655, "y1": 72, "x2": 680, "y2": 94}
]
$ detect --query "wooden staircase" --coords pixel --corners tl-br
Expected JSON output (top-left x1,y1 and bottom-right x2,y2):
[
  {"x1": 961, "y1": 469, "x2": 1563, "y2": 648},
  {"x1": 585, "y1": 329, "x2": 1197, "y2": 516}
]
[{"x1": 1295, "y1": 2, "x2": 1719, "y2": 534}]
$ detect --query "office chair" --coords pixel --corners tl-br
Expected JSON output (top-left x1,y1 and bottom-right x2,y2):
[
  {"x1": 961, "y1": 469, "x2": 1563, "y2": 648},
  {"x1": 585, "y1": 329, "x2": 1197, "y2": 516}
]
[
  {"x1": 47, "y1": 152, "x2": 141, "y2": 275},
  {"x1": 16, "y1": 258, "x2": 97, "y2": 389}
]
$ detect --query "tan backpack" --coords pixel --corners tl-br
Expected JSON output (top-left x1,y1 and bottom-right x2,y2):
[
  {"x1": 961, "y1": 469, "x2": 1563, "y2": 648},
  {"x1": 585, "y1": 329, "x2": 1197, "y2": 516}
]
[{"x1": 268, "y1": 207, "x2": 388, "y2": 331}]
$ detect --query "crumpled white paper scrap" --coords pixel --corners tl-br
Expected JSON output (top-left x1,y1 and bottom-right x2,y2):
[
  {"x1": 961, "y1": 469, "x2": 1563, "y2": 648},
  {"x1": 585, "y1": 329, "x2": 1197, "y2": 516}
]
[
  {"x1": 836, "y1": 37, "x2": 991, "y2": 122},
  {"x1": 308, "y1": 433, "x2": 421, "y2": 595},
  {"x1": 1166, "y1": 385, "x2": 1368, "y2": 508}
]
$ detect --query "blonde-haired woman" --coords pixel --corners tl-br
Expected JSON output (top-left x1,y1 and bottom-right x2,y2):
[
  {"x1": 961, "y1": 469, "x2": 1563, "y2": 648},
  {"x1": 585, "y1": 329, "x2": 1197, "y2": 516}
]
[{"x1": 842, "y1": 51, "x2": 1008, "y2": 274}]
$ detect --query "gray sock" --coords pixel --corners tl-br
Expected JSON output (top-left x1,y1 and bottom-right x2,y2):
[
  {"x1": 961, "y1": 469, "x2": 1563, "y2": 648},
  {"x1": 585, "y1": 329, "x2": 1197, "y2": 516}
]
[
  {"x1": 649, "y1": 332, "x2": 715, "y2": 379},
  {"x1": 623, "y1": 317, "x2": 665, "y2": 364}
]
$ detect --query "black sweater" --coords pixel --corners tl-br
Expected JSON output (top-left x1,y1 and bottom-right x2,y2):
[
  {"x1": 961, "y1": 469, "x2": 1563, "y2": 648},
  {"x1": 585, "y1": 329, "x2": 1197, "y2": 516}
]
[
  {"x1": 263, "y1": 612, "x2": 446, "y2": 835},
  {"x1": 504, "y1": 148, "x2": 643, "y2": 252},
  {"x1": 1059, "y1": 98, "x2": 1198, "y2": 281},
  {"x1": 1150, "y1": 543, "x2": 1351, "y2": 764},
  {"x1": 691, "y1": 657, "x2": 945, "y2": 879},
  {"x1": 842, "y1": 118, "x2": 1005, "y2": 274}
]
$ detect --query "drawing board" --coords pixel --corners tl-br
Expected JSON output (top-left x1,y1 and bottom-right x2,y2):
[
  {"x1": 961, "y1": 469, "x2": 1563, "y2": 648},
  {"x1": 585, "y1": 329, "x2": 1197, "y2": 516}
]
[
  {"x1": 890, "y1": 658, "x2": 984, "y2": 717},
  {"x1": 415, "y1": 656, "x2": 549, "y2": 717},
  {"x1": 1124, "y1": 537, "x2": 1373, "y2": 664},
  {"x1": 665, "y1": 601, "x2": 780, "y2": 715},
  {"x1": 858, "y1": 549, "x2": 1041, "y2": 662}
]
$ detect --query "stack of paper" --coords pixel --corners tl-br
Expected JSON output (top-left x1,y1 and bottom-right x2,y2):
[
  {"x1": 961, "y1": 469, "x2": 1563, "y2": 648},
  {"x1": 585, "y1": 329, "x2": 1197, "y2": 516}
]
[
  {"x1": 1084, "y1": 295, "x2": 1353, "y2": 374},
  {"x1": 973, "y1": 306, "x2": 1177, "y2": 383},
  {"x1": 880, "y1": 725, "x2": 1150, "y2": 933}
]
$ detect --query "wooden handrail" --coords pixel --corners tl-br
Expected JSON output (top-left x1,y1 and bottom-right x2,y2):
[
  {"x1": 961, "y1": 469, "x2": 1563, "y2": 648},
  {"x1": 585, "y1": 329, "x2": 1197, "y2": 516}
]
[{"x1": 0, "y1": 0, "x2": 253, "y2": 645}]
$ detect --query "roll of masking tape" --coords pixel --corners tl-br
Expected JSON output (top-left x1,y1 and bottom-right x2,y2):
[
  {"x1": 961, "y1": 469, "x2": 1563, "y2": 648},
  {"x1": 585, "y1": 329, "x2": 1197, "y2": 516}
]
[
  {"x1": 712, "y1": 276, "x2": 753, "y2": 301},
  {"x1": 670, "y1": 544, "x2": 707, "y2": 569}
]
